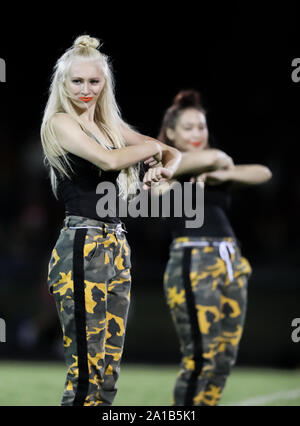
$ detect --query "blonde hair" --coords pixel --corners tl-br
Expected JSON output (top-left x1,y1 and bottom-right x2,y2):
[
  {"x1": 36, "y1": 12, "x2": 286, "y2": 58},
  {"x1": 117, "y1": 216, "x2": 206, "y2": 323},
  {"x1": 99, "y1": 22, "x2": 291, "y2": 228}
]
[{"x1": 41, "y1": 34, "x2": 140, "y2": 200}]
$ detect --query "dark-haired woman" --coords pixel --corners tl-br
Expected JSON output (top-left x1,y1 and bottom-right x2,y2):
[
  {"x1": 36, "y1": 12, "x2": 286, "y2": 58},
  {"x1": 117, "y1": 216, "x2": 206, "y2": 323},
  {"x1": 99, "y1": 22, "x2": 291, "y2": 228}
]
[{"x1": 156, "y1": 90, "x2": 272, "y2": 406}]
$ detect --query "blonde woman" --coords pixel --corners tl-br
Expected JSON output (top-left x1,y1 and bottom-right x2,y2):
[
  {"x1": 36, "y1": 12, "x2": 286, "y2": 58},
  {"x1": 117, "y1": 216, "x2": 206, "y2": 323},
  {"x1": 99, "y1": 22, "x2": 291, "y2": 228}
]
[{"x1": 41, "y1": 35, "x2": 181, "y2": 406}]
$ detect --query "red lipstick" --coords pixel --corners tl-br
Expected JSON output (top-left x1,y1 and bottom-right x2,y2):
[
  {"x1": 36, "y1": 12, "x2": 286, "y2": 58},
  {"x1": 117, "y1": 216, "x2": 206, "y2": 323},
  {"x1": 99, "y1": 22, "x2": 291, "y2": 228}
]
[
  {"x1": 191, "y1": 141, "x2": 202, "y2": 147},
  {"x1": 79, "y1": 96, "x2": 93, "y2": 103}
]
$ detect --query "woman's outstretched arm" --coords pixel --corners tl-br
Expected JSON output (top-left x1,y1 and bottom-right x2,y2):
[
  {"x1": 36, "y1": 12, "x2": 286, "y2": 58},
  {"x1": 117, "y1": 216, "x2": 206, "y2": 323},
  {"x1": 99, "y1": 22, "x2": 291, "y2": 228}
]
[
  {"x1": 173, "y1": 149, "x2": 235, "y2": 177},
  {"x1": 197, "y1": 164, "x2": 272, "y2": 185},
  {"x1": 51, "y1": 113, "x2": 162, "y2": 171}
]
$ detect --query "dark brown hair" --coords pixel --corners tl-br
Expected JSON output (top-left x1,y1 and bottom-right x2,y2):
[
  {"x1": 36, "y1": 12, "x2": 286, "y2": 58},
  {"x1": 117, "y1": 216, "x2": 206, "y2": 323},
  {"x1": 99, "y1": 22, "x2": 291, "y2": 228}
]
[{"x1": 157, "y1": 90, "x2": 206, "y2": 145}]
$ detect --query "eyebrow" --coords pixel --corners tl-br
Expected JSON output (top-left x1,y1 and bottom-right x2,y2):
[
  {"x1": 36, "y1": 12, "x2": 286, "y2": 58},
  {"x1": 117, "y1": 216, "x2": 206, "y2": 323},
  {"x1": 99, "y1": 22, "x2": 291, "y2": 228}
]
[
  {"x1": 182, "y1": 122, "x2": 205, "y2": 126},
  {"x1": 70, "y1": 76, "x2": 101, "y2": 80}
]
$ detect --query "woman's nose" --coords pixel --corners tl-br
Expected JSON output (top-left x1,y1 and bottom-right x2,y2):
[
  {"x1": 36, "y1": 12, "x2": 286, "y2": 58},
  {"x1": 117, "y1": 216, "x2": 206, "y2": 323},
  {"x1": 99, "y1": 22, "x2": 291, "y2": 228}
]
[
  {"x1": 81, "y1": 82, "x2": 90, "y2": 95},
  {"x1": 193, "y1": 131, "x2": 202, "y2": 139}
]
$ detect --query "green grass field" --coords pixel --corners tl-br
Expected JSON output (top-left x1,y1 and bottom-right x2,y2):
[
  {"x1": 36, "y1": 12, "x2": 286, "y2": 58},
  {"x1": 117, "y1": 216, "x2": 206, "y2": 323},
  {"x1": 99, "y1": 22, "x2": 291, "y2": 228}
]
[{"x1": 0, "y1": 361, "x2": 299, "y2": 406}]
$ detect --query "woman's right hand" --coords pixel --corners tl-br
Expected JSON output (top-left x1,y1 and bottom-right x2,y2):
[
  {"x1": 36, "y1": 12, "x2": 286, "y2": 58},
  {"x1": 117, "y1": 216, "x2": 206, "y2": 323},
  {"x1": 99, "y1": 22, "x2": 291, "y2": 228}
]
[{"x1": 143, "y1": 166, "x2": 173, "y2": 190}]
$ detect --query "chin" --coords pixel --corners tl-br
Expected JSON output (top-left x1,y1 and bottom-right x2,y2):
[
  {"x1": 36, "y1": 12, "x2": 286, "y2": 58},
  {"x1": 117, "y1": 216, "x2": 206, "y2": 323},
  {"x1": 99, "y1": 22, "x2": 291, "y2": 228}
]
[{"x1": 186, "y1": 145, "x2": 203, "y2": 152}]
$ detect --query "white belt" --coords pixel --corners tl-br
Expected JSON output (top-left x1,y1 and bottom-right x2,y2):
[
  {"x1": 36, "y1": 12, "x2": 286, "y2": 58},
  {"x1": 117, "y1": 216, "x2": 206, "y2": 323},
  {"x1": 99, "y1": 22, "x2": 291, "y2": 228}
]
[
  {"x1": 173, "y1": 240, "x2": 235, "y2": 282},
  {"x1": 67, "y1": 223, "x2": 127, "y2": 236}
]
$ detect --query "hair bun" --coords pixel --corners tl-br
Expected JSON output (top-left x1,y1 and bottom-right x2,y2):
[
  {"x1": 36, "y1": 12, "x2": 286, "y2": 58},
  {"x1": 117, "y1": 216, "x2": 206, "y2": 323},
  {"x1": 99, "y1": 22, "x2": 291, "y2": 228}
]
[
  {"x1": 173, "y1": 90, "x2": 202, "y2": 108},
  {"x1": 74, "y1": 35, "x2": 100, "y2": 50}
]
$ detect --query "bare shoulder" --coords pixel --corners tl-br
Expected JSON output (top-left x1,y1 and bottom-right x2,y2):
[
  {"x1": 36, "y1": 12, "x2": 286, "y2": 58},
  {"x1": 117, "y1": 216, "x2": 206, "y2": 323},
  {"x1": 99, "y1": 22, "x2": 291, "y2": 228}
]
[
  {"x1": 51, "y1": 112, "x2": 79, "y2": 130},
  {"x1": 49, "y1": 113, "x2": 110, "y2": 166},
  {"x1": 51, "y1": 113, "x2": 84, "y2": 144},
  {"x1": 50, "y1": 113, "x2": 88, "y2": 155}
]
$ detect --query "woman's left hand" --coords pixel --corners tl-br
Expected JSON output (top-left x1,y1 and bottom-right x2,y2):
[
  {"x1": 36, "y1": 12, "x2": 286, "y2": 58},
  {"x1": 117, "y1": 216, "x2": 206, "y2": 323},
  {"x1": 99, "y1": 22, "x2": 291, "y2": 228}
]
[{"x1": 143, "y1": 167, "x2": 173, "y2": 190}]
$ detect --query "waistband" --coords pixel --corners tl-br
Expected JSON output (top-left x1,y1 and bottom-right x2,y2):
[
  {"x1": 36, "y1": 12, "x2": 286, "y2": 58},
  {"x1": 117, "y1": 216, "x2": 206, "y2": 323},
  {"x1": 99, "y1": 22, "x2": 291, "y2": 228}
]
[
  {"x1": 171, "y1": 236, "x2": 237, "y2": 249},
  {"x1": 63, "y1": 215, "x2": 127, "y2": 235},
  {"x1": 171, "y1": 237, "x2": 237, "y2": 282}
]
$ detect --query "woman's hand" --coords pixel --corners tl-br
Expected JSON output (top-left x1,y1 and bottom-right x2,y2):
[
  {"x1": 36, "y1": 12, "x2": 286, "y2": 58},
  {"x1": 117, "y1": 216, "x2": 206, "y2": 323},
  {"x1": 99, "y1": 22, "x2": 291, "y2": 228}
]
[
  {"x1": 143, "y1": 166, "x2": 173, "y2": 190},
  {"x1": 144, "y1": 141, "x2": 162, "y2": 163},
  {"x1": 215, "y1": 151, "x2": 235, "y2": 170},
  {"x1": 144, "y1": 156, "x2": 160, "y2": 167}
]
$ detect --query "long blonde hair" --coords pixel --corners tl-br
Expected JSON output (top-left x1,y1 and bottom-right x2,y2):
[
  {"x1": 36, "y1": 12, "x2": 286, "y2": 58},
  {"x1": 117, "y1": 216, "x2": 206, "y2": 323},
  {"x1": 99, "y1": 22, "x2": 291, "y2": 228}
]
[{"x1": 41, "y1": 35, "x2": 140, "y2": 200}]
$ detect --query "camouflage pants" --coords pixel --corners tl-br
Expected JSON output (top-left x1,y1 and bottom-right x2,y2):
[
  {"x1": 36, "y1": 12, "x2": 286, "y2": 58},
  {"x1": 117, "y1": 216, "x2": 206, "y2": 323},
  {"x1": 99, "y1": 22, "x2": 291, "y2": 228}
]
[
  {"x1": 47, "y1": 215, "x2": 131, "y2": 406},
  {"x1": 164, "y1": 236, "x2": 252, "y2": 406}
]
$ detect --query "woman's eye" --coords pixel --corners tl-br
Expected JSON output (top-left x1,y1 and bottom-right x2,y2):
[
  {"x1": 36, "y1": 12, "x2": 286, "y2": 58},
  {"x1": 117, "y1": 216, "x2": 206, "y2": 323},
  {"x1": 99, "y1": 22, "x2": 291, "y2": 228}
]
[{"x1": 71, "y1": 79, "x2": 100, "y2": 84}]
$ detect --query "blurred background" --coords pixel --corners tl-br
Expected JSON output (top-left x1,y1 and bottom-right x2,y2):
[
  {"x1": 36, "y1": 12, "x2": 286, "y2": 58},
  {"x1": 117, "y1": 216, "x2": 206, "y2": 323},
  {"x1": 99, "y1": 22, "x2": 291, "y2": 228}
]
[{"x1": 0, "y1": 3, "x2": 299, "y2": 374}]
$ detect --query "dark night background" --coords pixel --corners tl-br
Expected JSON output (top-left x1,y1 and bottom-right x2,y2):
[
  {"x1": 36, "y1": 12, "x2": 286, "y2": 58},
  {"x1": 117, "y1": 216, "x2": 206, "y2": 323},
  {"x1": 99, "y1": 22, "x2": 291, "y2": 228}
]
[{"x1": 0, "y1": 4, "x2": 299, "y2": 369}]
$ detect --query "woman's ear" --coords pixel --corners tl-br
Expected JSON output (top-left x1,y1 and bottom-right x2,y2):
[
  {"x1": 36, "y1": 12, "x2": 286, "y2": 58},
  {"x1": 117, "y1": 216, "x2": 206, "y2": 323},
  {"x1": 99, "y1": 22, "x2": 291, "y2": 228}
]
[{"x1": 166, "y1": 128, "x2": 175, "y2": 142}]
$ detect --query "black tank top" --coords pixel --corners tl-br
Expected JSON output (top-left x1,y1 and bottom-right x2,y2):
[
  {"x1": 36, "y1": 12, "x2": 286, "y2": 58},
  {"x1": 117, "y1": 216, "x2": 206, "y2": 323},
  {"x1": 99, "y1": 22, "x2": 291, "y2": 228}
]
[
  {"x1": 54, "y1": 152, "x2": 121, "y2": 224},
  {"x1": 168, "y1": 173, "x2": 236, "y2": 239}
]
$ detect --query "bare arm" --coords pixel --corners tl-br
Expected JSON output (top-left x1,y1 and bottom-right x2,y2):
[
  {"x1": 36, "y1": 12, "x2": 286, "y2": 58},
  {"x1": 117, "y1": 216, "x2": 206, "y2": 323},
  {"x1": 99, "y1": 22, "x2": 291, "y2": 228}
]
[
  {"x1": 121, "y1": 125, "x2": 182, "y2": 176},
  {"x1": 198, "y1": 164, "x2": 272, "y2": 186},
  {"x1": 229, "y1": 164, "x2": 272, "y2": 184},
  {"x1": 173, "y1": 149, "x2": 234, "y2": 177},
  {"x1": 51, "y1": 114, "x2": 162, "y2": 171}
]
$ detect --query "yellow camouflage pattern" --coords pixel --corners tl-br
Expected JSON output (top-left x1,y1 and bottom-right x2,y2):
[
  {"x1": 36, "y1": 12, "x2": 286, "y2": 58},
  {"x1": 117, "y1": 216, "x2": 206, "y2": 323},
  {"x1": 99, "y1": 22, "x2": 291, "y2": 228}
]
[
  {"x1": 47, "y1": 215, "x2": 131, "y2": 406},
  {"x1": 164, "y1": 236, "x2": 251, "y2": 406}
]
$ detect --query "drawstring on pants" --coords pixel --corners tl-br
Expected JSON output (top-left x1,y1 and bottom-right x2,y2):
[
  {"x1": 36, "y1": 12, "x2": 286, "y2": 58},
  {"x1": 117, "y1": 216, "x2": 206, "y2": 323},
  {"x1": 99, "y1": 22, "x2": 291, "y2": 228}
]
[{"x1": 218, "y1": 241, "x2": 235, "y2": 282}]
